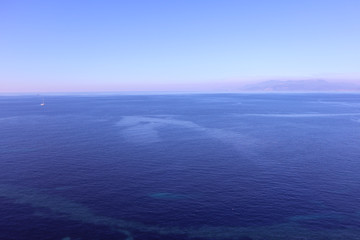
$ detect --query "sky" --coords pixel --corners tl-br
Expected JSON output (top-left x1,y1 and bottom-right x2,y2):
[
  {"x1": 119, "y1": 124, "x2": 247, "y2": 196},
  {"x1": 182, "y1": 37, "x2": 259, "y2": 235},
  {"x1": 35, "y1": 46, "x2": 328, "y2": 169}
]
[{"x1": 0, "y1": 0, "x2": 359, "y2": 92}]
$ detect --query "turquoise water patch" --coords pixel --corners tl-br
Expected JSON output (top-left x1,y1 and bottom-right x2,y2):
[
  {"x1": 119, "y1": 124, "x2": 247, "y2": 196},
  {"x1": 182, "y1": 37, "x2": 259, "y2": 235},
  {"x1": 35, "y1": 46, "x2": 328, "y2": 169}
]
[
  {"x1": 149, "y1": 192, "x2": 190, "y2": 200},
  {"x1": 1, "y1": 183, "x2": 360, "y2": 239}
]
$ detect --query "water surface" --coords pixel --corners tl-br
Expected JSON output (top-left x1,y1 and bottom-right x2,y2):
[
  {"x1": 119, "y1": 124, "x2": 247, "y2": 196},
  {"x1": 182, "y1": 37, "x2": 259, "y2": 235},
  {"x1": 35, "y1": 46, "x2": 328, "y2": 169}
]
[{"x1": 1, "y1": 94, "x2": 360, "y2": 239}]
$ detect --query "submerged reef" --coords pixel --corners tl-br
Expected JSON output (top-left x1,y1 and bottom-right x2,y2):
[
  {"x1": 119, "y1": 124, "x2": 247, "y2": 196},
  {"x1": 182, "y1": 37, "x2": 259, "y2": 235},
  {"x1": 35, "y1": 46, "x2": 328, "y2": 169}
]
[
  {"x1": 0, "y1": 183, "x2": 360, "y2": 240},
  {"x1": 149, "y1": 192, "x2": 190, "y2": 200}
]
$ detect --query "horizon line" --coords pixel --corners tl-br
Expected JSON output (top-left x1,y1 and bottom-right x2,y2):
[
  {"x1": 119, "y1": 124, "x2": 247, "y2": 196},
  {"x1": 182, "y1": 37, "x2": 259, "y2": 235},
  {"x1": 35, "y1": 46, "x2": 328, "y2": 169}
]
[{"x1": 2, "y1": 90, "x2": 360, "y2": 96}]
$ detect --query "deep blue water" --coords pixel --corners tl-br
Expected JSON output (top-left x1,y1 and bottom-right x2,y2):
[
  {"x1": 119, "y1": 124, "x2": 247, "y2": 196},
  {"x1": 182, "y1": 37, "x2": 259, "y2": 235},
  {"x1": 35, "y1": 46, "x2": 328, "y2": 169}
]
[{"x1": 1, "y1": 93, "x2": 360, "y2": 240}]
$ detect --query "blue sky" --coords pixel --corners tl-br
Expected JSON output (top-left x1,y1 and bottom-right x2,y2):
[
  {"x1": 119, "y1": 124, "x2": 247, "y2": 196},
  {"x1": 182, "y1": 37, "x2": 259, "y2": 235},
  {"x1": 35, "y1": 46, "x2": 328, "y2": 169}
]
[{"x1": 1, "y1": 0, "x2": 359, "y2": 92}]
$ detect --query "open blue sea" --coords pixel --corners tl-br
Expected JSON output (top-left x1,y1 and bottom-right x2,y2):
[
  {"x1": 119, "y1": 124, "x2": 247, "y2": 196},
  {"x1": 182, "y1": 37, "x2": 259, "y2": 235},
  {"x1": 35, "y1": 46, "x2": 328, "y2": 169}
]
[{"x1": 1, "y1": 93, "x2": 360, "y2": 240}]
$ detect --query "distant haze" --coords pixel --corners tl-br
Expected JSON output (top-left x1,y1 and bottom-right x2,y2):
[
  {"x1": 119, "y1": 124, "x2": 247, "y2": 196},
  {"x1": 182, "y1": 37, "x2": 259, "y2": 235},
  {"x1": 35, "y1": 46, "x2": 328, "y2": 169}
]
[{"x1": 239, "y1": 80, "x2": 360, "y2": 92}]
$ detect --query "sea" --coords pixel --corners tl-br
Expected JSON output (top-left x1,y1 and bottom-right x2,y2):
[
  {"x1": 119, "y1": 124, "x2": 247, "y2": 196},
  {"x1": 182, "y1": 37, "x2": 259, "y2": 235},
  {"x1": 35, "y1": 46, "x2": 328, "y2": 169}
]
[{"x1": 1, "y1": 93, "x2": 360, "y2": 240}]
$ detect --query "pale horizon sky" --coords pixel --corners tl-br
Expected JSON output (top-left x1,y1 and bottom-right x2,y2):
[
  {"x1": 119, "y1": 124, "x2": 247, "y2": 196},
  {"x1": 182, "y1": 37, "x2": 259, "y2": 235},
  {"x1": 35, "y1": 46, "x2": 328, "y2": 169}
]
[{"x1": 1, "y1": 0, "x2": 360, "y2": 92}]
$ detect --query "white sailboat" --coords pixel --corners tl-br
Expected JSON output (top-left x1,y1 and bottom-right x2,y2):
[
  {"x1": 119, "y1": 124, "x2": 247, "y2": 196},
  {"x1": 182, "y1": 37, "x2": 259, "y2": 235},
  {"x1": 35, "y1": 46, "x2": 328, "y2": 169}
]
[{"x1": 40, "y1": 98, "x2": 45, "y2": 106}]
